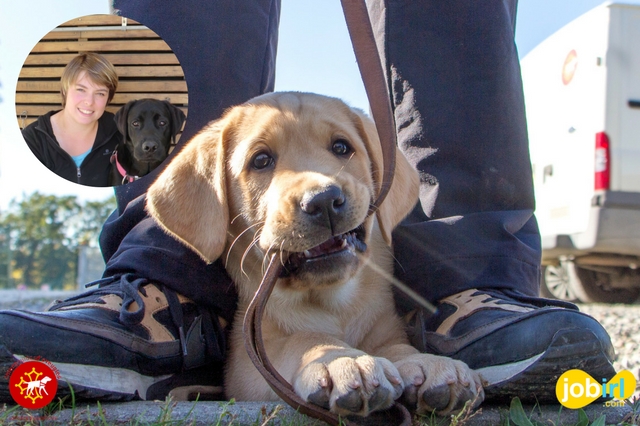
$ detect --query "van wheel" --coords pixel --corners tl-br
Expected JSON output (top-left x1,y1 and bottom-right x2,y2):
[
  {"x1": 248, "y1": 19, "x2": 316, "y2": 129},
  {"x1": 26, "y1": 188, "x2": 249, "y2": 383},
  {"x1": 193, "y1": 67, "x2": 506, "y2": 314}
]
[
  {"x1": 571, "y1": 265, "x2": 640, "y2": 304},
  {"x1": 540, "y1": 264, "x2": 579, "y2": 302}
]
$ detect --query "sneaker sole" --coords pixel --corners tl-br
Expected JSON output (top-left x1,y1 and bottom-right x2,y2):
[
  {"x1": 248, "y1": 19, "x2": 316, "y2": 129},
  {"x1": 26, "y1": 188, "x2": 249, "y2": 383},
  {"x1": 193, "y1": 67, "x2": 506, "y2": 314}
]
[
  {"x1": 0, "y1": 345, "x2": 222, "y2": 403},
  {"x1": 478, "y1": 328, "x2": 616, "y2": 403},
  {"x1": 0, "y1": 345, "x2": 144, "y2": 402}
]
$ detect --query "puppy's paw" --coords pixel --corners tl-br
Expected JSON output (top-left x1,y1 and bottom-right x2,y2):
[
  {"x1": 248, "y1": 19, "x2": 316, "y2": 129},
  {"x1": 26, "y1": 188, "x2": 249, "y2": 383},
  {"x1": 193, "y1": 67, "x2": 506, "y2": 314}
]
[
  {"x1": 394, "y1": 354, "x2": 484, "y2": 415},
  {"x1": 294, "y1": 353, "x2": 404, "y2": 417}
]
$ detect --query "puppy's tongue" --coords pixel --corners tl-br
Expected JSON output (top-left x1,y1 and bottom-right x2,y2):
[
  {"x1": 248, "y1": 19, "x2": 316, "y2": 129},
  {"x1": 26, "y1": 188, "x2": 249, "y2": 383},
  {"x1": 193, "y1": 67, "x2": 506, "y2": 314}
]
[
  {"x1": 281, "y1": 229, "x2": 366, "y2": 277},
  {"x1": 288, "y1": 231, "x2": 365, "y2": 263},
  {"x1": 303, "y1": 235, "x2": 348, "y2": 258}
]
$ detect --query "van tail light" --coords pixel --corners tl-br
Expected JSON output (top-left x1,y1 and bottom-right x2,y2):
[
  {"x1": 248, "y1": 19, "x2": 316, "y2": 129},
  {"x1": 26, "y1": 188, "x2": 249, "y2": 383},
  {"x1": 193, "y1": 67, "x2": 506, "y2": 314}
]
[{"x1": 594, "y1": 131, "x2": 610, "y2": 190}]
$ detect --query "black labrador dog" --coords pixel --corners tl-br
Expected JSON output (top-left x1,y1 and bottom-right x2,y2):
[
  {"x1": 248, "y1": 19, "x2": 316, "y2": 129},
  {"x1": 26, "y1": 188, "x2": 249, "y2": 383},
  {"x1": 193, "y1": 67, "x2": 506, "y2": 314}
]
[{"x1": 111, "y1": 99, "x2": 186, "y2": 185}]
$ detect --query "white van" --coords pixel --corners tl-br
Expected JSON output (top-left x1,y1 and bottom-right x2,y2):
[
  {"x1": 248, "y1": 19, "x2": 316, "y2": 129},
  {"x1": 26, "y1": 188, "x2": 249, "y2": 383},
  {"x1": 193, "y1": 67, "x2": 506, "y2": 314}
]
[{"x1": 522, "y1": 1, "x2": 640, "y2": 303}]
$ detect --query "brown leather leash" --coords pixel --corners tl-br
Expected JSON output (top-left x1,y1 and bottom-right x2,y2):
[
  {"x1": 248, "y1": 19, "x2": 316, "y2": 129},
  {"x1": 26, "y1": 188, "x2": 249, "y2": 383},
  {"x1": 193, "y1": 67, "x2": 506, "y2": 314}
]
[
  {"x1": 243, "y1": 1, "x2": 411, "y2": 425},
  {"x1": 243, "y1": 255, "x2": 413, "y2": 426},
  {"x1": 341, "y1": 0, "x2": 397, "y2": 215}
]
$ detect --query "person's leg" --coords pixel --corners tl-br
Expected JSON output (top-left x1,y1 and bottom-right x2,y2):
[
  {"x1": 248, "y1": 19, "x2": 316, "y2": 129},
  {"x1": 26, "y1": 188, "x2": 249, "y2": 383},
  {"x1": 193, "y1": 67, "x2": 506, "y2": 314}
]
[
  {"x1": 0, "y1": 0, "x2": 280, "y2": 402},
  {"x1": 368, "y1": 0, "x2": 616, "y2": 402}
]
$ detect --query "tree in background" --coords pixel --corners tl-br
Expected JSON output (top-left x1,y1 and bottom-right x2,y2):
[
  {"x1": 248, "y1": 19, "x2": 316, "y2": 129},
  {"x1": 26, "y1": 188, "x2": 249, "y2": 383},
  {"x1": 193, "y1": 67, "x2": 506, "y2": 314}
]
[{"x1": 0, "y1": 192, "x2": 116, "y2": 289}]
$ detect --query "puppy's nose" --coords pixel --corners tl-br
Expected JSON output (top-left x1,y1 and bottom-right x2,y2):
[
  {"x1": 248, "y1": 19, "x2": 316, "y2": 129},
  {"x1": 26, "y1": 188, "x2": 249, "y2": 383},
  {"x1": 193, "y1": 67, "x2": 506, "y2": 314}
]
[
  {"x1": 142, "y1": 141, "x2": 158, "y2": 153},
  {"x1": 300, "y1": 185, "x2": 346, "y2": 225}
]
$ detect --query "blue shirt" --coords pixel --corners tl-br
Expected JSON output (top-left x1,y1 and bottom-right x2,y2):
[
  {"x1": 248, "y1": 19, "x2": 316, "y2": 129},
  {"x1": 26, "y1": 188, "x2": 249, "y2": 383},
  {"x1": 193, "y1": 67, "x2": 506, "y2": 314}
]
[{"x1": 71, "y1": 149, "x2": 91, "y2": 167}]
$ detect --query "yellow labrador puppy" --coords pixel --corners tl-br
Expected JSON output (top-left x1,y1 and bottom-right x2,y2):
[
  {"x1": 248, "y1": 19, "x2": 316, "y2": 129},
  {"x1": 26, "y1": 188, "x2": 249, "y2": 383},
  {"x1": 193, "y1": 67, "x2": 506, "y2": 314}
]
[{"x1": 146, "y1": 92, "x2": 484, "y2": 417}]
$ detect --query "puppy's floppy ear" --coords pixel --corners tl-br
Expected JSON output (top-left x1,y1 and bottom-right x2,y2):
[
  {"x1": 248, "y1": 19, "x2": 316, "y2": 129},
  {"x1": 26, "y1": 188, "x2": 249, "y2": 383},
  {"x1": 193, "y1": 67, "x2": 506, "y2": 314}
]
[
  {"x1": 163, "y1": 100, "x2": 187, "y2": 143},
  {"x1": 114, "y1": 100, "x2": 136, "y2": 142},
  {"x1": 353, "y1": 109, "x2": 420, "y2": 245},
  {"x1": 146, "y1": 118, "x2": 230, "y2": 263}
]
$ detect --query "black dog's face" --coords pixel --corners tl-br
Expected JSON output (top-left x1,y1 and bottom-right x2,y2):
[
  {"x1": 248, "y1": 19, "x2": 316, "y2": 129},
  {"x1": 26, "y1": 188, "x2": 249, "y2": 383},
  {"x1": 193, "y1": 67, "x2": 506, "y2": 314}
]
[{"x1": 125, "y1": 99, "x2": 175, "y2": 163}]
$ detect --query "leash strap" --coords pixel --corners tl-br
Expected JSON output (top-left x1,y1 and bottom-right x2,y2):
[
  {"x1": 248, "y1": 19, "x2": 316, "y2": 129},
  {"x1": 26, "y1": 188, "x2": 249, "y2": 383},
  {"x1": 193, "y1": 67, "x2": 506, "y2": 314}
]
[
  {"x1": 243, "y1": 255, "x2": 412, "y2": 426},
  {"x1": 340, "y1": 0, "x2": 396, "y2": 214},
  {"x1": 242, "y1": 1, "x2": 411, "y2": 425},
  {"x1": 243, "y1": 254, "x2": 356, "y2": 426}
]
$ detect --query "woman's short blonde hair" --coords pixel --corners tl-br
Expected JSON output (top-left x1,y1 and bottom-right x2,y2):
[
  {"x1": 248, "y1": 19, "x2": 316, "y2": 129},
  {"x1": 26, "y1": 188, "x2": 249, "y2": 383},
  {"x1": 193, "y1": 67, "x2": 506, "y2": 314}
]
[{"x1": 60, "y1": 52, "x2": 118, "y2": 107}]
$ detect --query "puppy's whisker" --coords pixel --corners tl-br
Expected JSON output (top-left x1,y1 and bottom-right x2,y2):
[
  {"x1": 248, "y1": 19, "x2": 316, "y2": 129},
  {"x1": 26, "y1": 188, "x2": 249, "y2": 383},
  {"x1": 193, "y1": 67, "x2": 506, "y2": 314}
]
[
  {"x1": 278, "y1": 240, "x2": 287, "y2": 268},
  {"x1": 240, "y1": 232, "x2": 264, "y2": 278},
  {"x1": 230, "y1": 212, "x2": 244, "y2": 225},
  {"x1": 261, "y1": 242, "x2": 278, "y2": 276},
  {"x1": 234, "y1": 224, "x2": 263, "y2": 277},
  {"x1": 226, "y1": 221, "x2": 265, "y2": 267},
  {"x1": 332, "y1": 152, "x2": 356, "y2": 178}
]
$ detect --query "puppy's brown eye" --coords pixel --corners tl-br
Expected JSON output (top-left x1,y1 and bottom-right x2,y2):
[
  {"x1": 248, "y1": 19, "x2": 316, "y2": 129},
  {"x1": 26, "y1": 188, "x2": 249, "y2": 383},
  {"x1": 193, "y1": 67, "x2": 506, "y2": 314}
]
[
  {"x1": 251, "y1": 152, "x2": 274, "y2": 170},
  {"x1": 332, "y1": 139, "x2": 352, "y2": 156},
  {"x1": 131, "y1": 120, "x2": 140, "y2": 128},
  {"x1": 158, "y1": 120, "x2": 167, "y2": 126}
]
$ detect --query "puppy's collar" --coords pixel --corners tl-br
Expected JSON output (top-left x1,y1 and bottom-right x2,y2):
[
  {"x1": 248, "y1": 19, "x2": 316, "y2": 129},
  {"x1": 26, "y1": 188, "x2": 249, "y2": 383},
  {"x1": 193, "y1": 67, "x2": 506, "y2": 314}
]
[{"x1": 110, "y1": 150, "x2": 139, "y2": 184}]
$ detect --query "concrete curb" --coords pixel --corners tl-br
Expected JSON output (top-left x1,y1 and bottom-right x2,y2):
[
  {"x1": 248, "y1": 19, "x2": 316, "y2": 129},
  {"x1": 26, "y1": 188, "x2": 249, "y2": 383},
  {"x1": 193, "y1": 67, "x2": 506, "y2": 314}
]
[
  {"x1": 1, "y1": 292, "x2": 635, "y2": 424},
  {"x1": 3, "y1": 400, "x2": 633, "y2": 425}
]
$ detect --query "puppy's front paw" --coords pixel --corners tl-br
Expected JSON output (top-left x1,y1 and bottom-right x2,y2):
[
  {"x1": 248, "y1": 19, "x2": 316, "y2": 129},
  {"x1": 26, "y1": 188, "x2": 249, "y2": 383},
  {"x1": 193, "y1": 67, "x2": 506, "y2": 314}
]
[
  {"x1": 394, "y1": 354, "x2": 484, "y2": 415},
  {"x1": 294, "y1": 353, "x2": 404, "y2": 417}
]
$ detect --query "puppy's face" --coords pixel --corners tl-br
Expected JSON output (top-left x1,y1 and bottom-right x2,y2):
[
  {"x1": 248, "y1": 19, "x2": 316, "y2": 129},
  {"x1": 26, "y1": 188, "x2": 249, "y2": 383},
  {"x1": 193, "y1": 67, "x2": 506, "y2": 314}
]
[
  {"x1": 225, "y1": 94, "x2": 376, "y2": 288},
  {"x1": 125, "y1": 100, "x2": 174, "y2": 163},
  {"x1": 147, "y1": 92, "x2": 419, "y2": 293}
]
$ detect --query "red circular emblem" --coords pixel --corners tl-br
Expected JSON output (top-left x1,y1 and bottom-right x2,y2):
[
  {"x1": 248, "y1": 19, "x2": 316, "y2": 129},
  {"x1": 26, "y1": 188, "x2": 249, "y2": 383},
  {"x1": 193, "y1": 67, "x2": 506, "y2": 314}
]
[{"x1": 9, "y1": 360, "x2": 58, "y2": 409}]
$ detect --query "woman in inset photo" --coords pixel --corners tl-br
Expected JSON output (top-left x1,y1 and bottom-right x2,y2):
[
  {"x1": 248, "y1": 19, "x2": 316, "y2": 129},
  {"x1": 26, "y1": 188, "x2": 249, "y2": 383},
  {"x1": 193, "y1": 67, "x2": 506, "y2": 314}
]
[{"x1": 22, "y1": 52, "x2": 121, "y2": 187}]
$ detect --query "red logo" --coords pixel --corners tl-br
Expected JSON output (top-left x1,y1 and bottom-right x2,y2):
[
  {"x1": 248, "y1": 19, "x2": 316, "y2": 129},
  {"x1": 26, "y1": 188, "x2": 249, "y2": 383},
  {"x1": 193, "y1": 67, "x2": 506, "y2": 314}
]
[{"x1": 8, "y1": 360, "x2": 58, "y2": 409}]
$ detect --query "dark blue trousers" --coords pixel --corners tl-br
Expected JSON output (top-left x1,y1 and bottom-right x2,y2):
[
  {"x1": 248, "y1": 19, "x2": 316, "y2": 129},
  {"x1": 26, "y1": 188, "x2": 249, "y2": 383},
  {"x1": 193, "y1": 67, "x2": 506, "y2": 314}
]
[{"x1": 104, "y1": 0, "x2": 541, "y2": 323}]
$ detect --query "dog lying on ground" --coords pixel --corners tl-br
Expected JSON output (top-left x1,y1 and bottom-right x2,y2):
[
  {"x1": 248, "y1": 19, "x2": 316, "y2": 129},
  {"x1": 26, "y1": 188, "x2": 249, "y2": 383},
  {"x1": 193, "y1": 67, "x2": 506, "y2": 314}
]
[
  {"x1": 111, "y1": 99, "x2": 186, "y2": 185},
  {"x1": 146, "y1": 92, "x2": 484, "y2": 417}
]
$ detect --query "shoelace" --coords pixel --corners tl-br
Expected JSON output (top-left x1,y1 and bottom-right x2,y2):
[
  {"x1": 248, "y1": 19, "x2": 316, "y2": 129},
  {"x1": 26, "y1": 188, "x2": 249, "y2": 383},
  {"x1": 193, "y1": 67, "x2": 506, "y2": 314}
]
[{"x1": 51, "y1": 273, "x2": 150, "y2": 327}]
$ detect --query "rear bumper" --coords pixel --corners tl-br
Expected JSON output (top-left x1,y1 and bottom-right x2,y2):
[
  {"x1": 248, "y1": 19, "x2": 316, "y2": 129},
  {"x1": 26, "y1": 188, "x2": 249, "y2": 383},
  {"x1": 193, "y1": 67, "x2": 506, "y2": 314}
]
[{"x1": 541, "y1": 191, "x2": 640, "y2": 260}]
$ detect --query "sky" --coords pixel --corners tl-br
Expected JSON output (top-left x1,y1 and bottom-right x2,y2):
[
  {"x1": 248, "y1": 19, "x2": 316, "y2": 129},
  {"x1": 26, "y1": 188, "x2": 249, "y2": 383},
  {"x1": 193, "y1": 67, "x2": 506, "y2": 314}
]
[{"x1": 0, "y1": 0, "x2": 626, "y2": 209}]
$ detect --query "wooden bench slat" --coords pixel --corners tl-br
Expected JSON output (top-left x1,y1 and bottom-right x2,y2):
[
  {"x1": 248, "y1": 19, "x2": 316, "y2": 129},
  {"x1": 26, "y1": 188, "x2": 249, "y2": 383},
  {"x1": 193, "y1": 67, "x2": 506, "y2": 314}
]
[
  {"x1": 42, "y1": 28, "x2": 157, "y2": 40},
  {"x1": 30, "y1": 39, "x2": 172, "y2": 53},
  {"x1": 19, "y1": 65, "x2": 185, "y2": 79},
  {"x1": 17, "y1": 80, "x2": 188, "y2": 93},
  {"x1": 16, "y1": 104, "x2": 188, "y2": 117},
  {"x1": 58, "y1": 15, "x2": 141, "y2": 27},
  {"x1": 19, "y1": 118, "x2": 37, "y2": 128},
  {"x1": 17, "y1": 92, "x2": 189, "y2": 104},
  {"x1": 23, "y1": 53, "x2": 180, "y2": 66},
  {"x1": 115, "y1": 66, "x2": 186, "y2": 78},
  {"x1": 16, "y1": 105, "x2": 60, "y2": 117}
]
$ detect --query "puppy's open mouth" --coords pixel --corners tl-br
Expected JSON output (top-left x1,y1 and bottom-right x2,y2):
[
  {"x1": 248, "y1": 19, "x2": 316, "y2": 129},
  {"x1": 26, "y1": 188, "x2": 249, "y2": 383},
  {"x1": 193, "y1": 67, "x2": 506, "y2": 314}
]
[{"x1": 281, "y1": 225, "x2": 367, "y2": 277}]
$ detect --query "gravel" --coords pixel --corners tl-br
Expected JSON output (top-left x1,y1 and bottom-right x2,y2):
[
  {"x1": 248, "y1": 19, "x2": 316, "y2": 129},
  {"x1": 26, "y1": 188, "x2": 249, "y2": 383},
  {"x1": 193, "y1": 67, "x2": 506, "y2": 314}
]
[{"x1": 578, "y1": 303, "x2": 640, "y2": 398}]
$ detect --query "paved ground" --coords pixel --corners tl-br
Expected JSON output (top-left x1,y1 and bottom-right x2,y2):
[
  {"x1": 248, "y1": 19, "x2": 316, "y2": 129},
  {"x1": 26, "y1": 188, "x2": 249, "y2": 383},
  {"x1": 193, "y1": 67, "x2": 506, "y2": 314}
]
[
  {"x1": 1, "y1": 290, "x2": 637, "y2": 425},
  {"x1": 1, "y1": 400, "x2": 634, "y2": 425}
]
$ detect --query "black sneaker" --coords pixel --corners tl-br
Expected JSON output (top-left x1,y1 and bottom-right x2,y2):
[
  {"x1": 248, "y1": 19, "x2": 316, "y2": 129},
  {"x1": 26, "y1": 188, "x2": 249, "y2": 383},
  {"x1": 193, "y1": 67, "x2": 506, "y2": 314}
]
[
  {"x1": 0, "y1": 274, "x2": 227, "y2": 403},
  {"x1": 405, "y1": 288, "x2": 617, "y2": 403}
]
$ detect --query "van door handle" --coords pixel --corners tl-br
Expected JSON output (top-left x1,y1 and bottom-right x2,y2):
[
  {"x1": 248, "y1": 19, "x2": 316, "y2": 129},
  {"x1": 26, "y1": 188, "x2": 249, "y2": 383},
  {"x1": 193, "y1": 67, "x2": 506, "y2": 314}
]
[
  {"x1": 629, "y1": 99, "x2": 640, "y2": 108},
  {"x1": 543, "y1": 164, "x2": 553, "y2": 183}
]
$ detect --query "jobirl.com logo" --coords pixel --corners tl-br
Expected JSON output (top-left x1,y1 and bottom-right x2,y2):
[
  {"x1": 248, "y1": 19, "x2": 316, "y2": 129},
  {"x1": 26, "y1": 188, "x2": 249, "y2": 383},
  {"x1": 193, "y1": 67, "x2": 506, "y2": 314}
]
[
  {"x1": 7, "y1": 359, "x2": 59, "y2": 409},
  {"x1": 556, "y1": 369, "x2": 636, "y2": 409}
]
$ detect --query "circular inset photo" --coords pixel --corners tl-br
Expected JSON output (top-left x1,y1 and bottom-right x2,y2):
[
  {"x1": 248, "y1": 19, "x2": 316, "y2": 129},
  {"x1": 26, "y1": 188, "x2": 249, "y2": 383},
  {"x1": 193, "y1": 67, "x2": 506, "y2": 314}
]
[{"x1": 16, "y1": 14, "x2": 188, "y2": 187}]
